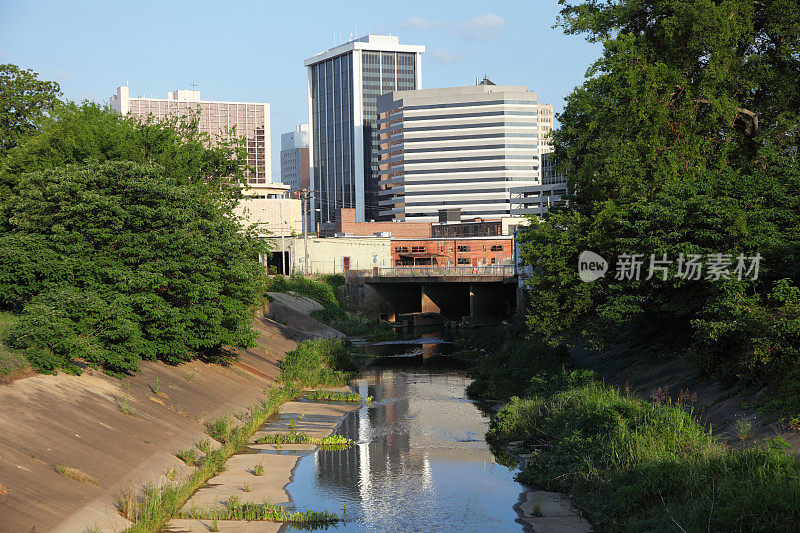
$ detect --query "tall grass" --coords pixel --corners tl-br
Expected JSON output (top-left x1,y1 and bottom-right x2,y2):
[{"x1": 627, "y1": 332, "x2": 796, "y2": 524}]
[
  {"x1": 279, "y1": 339, "x2": 357, "y2": 387},
  {"x1": 488, "y1": 367, "x2": 800, "y2": 531},
  {"x1": 265, "y1": 275, "x2": 339, "y2": 308}
]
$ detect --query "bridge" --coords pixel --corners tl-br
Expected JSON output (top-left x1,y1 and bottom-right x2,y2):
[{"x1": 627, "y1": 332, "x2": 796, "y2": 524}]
[{"x1": 346, "y1": 265, "x2": 520, "y2": 327}]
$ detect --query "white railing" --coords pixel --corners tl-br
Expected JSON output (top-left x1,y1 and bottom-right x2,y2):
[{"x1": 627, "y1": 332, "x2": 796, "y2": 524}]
[{"x1": 375, "y1": 265, "x2": 516, "y2": 278}]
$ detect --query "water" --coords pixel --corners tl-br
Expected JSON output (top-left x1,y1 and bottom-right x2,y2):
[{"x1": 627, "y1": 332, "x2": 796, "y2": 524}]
[{"x1": 280, "y1": 356, "x2": 528, "y2": 532}]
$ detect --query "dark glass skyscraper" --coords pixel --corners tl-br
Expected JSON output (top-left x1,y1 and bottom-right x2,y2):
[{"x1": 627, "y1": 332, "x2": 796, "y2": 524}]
[{"x1": 305, "y1": 35, "x2": 424, "y2": 224}]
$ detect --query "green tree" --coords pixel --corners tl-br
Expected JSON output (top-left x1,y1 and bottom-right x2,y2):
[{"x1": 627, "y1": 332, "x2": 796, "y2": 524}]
[
  {"x1": 520, "y1": 1, "x2": 800, "y2": 394},
  {"x1": 3, "y1": 161, "x2": 268, "y2": 375},
  {"x1": 0, "y1": 64, "x2": 61, "y2": 155}
]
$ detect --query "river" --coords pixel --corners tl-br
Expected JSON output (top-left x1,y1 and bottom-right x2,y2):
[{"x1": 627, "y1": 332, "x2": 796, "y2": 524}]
[{"x1": 280, "y1": 334, "x2": 529, "y2": 532}]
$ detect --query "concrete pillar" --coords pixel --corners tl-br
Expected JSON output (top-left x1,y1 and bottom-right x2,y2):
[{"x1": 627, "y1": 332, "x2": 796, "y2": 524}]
[{"x1": 421, "y1": 284, "x2": 442, "y2": 314}]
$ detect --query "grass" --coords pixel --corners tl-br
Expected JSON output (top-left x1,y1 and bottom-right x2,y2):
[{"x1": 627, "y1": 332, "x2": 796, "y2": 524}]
[
  {"x1": 210, "y1": 518, "x2": 218, "y2": 531},
  {"x1": 735, "y1": 418, "x2": 754, "y2": 441},
  {"x1": 252, "y1": 463, "x2": 263, "y2": 476},
  {"x1": 185, "y1": 371, "x2": 197, "y2": 381},
  {"x1": 206, "y1": 415, "x2": 235, "y2": 444},
  {"x1": 254, "y1": 431, "x2": 352, "y2": 447},
  {"x1": 179, "y1": 495, "x2": 339, "y2": 524},
  {"x1": 164, "y1": 468, "x2": 176, "y2": 481},
  {"x1": 175, "y1": 449, "x2": 200, "y2": 467},
  {"x1": 196, "y1": 439, "x2": 211, "y2": 454},
  {"x1": 305, "y1": 390, "x2": 364, "y2": 403},
  {"x1": 266, "y1": 274, "x2": 340, "y2": 308},
  {"x1": 279, "y1": 339, "x2": 357, "y2": 388},
  {"x1": 309, "y1": 307, "x2": 395, "y2": 338},
  {"x1": 53, "y1": 465, "x2": 99, "y2": 486},
  {"x1": 242, "y1": 483, "x2": 250, "y2": 492},
  {"x1": 151, "y1": 376, "x2": 160, "y2": 395},
  {"x1": 121, "y1": 384, "x2": 300, "y2": 532},
  {"x1": 118, "y1": 395, "x2": 136, "y2": 417}
]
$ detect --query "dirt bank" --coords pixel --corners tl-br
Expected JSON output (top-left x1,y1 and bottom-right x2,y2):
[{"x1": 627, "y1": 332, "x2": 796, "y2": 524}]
[{"x1": 0, "y1": 314, "x2": 316, "y2": 533}]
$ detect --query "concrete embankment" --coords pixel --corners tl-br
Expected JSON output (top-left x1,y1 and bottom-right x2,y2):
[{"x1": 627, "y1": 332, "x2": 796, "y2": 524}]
[{"x1": 0, "y1": 310, "x2": 334, "y2": 533}]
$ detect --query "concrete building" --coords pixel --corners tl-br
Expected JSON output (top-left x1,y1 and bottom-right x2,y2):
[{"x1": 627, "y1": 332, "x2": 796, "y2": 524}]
[
  {"x1": 280, "y1": 124, "x2": 310, "y2": 191},
  {"x1": 391, "y1": 236, "x2": 514, "y2": 267},
  {"x1": 376, "y1": 81, "x2": 554, "y2": 222},
  {"x1": 110, "y1": 86, "x2": 271, "y2": 184},
  {"x1": 509, "y1": 152, "x2": 567, "y2": 217},
  {"x1": 304, "y1": 35, "x2": 425, "y2": 225},
  {"x1": 430, "y1": 208, "x2": 528, "y2": 237},
  {"x1": 319, "y1": 208, "x2": 432, "y2": 238},
  {"x1": 283, "y1": 236, "x2": 392, "y2": 275},
  {"x1": 234, "y1": 183, "x2": 302, "y2": 237}
]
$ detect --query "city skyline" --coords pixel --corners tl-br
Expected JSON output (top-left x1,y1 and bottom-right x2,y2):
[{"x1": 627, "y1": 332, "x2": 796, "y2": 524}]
[{"x1": 0, "y1": 0, "x2": 601, "y2": 181}]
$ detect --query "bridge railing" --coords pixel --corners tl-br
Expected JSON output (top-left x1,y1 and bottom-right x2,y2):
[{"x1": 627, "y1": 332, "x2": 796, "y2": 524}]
[{"x1": 374, "y1": 265, "x2": 516, "y2": 278}]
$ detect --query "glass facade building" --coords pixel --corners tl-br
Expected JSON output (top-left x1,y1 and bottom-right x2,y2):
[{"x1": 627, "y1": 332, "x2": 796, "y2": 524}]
[{"x1": 305, "y1": 35, "x2": 424, "y2": 224}]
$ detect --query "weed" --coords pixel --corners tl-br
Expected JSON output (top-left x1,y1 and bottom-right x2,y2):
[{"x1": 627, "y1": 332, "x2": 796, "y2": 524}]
[
  {"x1": 253, "y1": 463, "x2": 264, "y2": 476},
  {"x1": 735, "y1": 418, "x2": 754, "y2": 441},
  {"x1": 242, "y1": 483, "x2": 250, "y2": 492},
  {"x1": 118, "y1": 395, "x2": 136, "y2": 417},
  {"x1": 53, "y1": 465, "x2": 99, "y2": 486},
  {"x1": 289, "y1": 418, "x2": 297, "y2": 430},
  {"x1": 176, "y1": 449, "x2": 200, "y2": 467},
  {"x1": 279, "y1": 339, "x2": 357, "y2": 387},
  {"x1": 206, "y1": 416, "x2": 234, "y2": 443},
  {"x1": 83, "y1": 524, "x2": 101, "y2": 533},
  {"x1": 0, "y1": 482, "x2": 7, "y2": 496},
  {"x1": 254, "y1": 432, "x2": 352, "y2": 447},
  {"x1": 185, "y1": 371, "x2": 198, "y2": 381},
  {"x1": 164, "y1": 467, "x2": 177, "y2": 481},
  {"x1": 234, "y1": 411, "x2": 245, "y2": 421},
  {"x1": 118, "y1": 486, "x2": 140, "y2": 521},
  {"x1": 152, "y1": 376, "x2": 161, "y2": 395},
  {"x1": 210, "y1": 518, "x2": 219, "y2": 532},
  {"x1": 197, "y1": 439, "x2": 211, "y2": 454},
  {"x1": 532, "y1": 503, "x2": 542, "y2": 517},
  {"x1": 178, "y1": 495, "x2": 339, "y2": 524},
  {"x1": 306, "y1": 390, "x2": 363, "y2": 403}
]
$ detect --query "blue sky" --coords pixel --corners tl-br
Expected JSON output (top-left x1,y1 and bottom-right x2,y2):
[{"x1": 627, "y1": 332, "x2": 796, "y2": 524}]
[{"x1": 0, "y1": 0, "x2": 600, "y2": 180}]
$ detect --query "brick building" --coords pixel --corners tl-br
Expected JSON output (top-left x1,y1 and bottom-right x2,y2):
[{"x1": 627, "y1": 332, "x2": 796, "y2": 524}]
[
  {"x1": 391, "y1": 237, "x2": 514, "y2": 267},
  {"x1": 319, "y1": 208, "x2": 431, "y2": 238}
]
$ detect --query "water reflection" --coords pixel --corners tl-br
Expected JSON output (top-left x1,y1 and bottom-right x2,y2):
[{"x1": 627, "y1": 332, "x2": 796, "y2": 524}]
[{"x1": 281, "y1": 368, "x2": 527, "y2": 532}]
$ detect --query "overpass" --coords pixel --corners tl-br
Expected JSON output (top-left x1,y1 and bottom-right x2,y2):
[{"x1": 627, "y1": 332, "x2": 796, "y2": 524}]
[{"x1": 347, "y1": 266, "x2": 519, "y2": 327}]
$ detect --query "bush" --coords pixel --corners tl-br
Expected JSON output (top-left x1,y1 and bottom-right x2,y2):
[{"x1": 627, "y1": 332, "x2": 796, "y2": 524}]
[
  {"x1": 279, "y1": 339, "x2": 356, "y2": 387},
  {"x1": 309, "y1": 307, "x2": 394, "y2": 337},
  {"x1": 0, "y1": 161, "x2": 267, "y2": 374},
  {"x1": 265, "y1": 275, "x2": 339, "y2": 308}
]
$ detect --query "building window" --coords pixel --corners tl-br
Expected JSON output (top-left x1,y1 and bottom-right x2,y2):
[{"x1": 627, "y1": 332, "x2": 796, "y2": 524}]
[
  {"x1": 491, "y1": 257, "x2": 497, "y2": 264},
  {"x1": 457, "y1": 245, "x2": 470, "y2": 252},
  {"x1": 395, "y1": 246, "x2": 409, "y2": 253},
  {"x1": 491, "y1": 245, "x2": 504, "y2": 251},
  {"x1": 411, "y1": 246, "x2": 425, "y2": 253},
  {"x1": 457, "y1": 258, "x2": 470, "y2": 265}
]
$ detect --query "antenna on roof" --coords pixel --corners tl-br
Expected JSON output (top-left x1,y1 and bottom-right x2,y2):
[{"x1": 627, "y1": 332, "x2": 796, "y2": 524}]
[{"x1": 190, "y1": 82, "x2": 198, "y2": 91}]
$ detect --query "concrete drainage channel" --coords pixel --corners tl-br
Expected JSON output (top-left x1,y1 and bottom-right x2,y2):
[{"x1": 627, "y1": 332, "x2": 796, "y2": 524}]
[{"x1": 166, "y1": 391, "x2": 359, "y2": 533}]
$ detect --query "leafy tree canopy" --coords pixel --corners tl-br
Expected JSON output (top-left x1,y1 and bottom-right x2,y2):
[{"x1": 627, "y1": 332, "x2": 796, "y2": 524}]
[
  {"x1": 2, "y1": 161, "x2": 268, "y2": 375},
  {"x1": 521, "y1": 0, "x2": 800, "y2": 403},
  {"x1": 0, "y1": 64, "x2": 61, "y2": 155}
]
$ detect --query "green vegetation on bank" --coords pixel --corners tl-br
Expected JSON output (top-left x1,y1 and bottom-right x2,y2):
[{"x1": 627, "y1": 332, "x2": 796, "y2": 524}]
[
  {"x1": 468, "y1": 326, "x2": 800, "y2": 531},
  {"x1": 279, "y1": 338, "x2": 357, "y2": 387},
  {"x1": 266, "y1": 274, "x2": 395, "y2": 338},
  {"x1": 0, "y1": 65, "x2": 270, "y2": 376},
  {"x1": 122, "y1": 338, "x2": 355, "y2": 531},
  {"x1": 180, "y1": 496, "x2": 338, "y2": 524},
  {"x1": 519, "y1": 1, "x2": 800, "y2": 418},
  {"x1": 305, "y1": 390, "x2": 364, "y2": 403},
  {"x1": 254, "y1": 432, "x2": 352, "y2": 447}
]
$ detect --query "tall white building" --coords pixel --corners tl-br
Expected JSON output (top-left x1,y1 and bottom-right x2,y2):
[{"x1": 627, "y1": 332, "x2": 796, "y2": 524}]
[
  {"x1": 110, "y1": 86, "x2": 271, "y2": 184},
  {"x1": 376, "y1": 82, "x2": 553, "y2": 222},
  {"x1": 280, "y1": 124, "x2": 310, "y2": 191},
  {"x1": 304, "y1": 35, "x2": 425, "y2": 224},
  {"x1": 509, "y1": 152, "x2": 567, "y2": 217}
]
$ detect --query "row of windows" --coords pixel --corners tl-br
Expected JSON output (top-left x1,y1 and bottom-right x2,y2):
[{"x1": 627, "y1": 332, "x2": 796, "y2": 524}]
[{"x1": 403, "y1": 122, "x2": 538, "y2": 132}]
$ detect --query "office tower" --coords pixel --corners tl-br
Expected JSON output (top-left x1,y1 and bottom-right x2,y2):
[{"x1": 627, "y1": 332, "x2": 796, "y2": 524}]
[
  {"x1": 280, "y1": 124, "x2": 310, "y2": 191},
  {"x1": 376, "y1": 81, "x2": 554, "y2": 222},
  {"x1": 509, "y1": 152, "x2": 567, "y2": 217},
  {"x1": 110, "y1": 86, "x2": 271, "y2": 183},
  {"x1": 304, "y1": 34, "x2": 425, "y2": 225}
]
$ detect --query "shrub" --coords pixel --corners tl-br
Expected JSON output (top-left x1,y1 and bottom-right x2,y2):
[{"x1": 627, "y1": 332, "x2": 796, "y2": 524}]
[
  {"x1": 265, "y1": 275, "x2": 339, "y2": 308},
  {"x1": 279, "y1": 339, "x2": 356, "y2": 388}
]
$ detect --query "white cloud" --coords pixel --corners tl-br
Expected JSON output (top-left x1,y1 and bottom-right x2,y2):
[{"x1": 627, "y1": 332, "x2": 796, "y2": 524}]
[
  {"x1": 399, "y1": 16, "x2": 435, "y2": 30},
  {"x1": 57, "y1": 69, "x2": 69, "y2": 80},
  {"x1": 429, "y1": 47, "x2": 464, "y2": 64},
  {"x1": 455, "y1": 13, "x2": 507, "y2": 41}
]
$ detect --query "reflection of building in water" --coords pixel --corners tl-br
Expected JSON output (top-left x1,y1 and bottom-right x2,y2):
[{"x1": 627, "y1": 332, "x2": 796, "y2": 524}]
[{"x1": 315, "y1": 370, "x2": 431, "y2": 497}]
